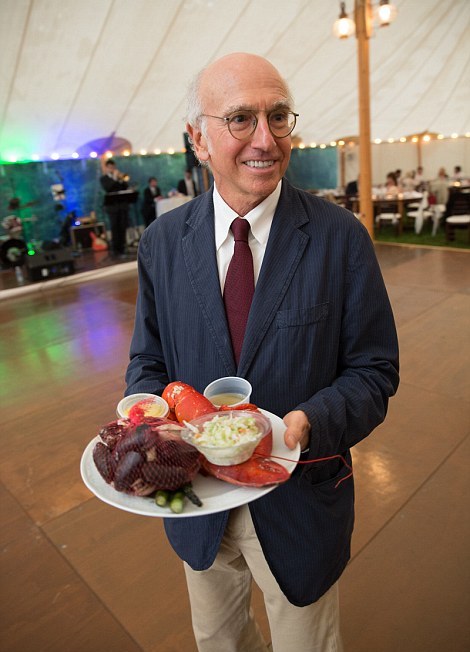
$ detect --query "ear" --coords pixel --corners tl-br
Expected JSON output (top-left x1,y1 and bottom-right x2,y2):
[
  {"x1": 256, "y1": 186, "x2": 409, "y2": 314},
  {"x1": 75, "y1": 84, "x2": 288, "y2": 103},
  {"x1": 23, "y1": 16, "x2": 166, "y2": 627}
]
[{"x1": 186, "y1": 123, "x2": 209, "y2": 163}]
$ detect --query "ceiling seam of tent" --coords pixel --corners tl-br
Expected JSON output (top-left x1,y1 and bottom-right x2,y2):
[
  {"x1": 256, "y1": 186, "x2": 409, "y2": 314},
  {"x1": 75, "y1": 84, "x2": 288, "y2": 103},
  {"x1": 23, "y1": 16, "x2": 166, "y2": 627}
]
[
  {"x1": 295, "y1": 52, "x2": 357, "y2": 141},
  {"x1": 52, "y1": 0, "x2": 115, "y2": 152},
  {"x1": 147, "y1": 0, "x2": 253, "y2": 151},
  {"x1": 288, "y1": 34, "x2": 342, "y2": 102},
  {"x1": 425, "y1": 30, "x2": 470, "y2": 134},
  {"x1": 263, "y1": 0, "x2": 317, "y2": 71},
  {"x1": 367, "y1": 0, "x2": 451, "y2": 133},
  {"x1": 368, "y1": 0, "x2": 446, "y2": 101},
  {"x1": 0, "y1": 0, "x2": 33, "y2": 148},
  {"x1": 113, "y1": 1, "x2": 185, "y2": 141},
  {"x1": 357, "y1": 0, "x2": 451, "y2": 140},
  {"x1": 382, "y1": 2, "x2": 465, "y2": 139}
]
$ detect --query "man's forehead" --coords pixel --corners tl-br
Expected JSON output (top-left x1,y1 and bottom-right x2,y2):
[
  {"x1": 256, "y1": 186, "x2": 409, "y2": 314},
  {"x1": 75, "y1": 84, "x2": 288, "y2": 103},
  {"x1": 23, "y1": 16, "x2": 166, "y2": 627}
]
[
  {"x1": 223, "y1": 98, "x2": 291, "y2": 113},
  {"x1": 201, "y1": 58, "x2": 288, "y2": 108}
]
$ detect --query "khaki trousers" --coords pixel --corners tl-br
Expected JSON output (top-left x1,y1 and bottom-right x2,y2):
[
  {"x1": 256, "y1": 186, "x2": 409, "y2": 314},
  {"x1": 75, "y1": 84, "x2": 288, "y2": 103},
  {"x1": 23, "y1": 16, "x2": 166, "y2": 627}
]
[{"x1": 184, "y1": 504, "x2": 344, "y2": 652}]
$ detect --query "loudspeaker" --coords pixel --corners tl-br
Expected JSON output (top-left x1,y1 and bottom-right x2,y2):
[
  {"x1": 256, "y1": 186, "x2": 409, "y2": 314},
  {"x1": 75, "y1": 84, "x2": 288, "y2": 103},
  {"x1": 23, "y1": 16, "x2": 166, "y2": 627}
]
[{"x1": 25, "y1": 248, "x2": 75, "y2": 282}]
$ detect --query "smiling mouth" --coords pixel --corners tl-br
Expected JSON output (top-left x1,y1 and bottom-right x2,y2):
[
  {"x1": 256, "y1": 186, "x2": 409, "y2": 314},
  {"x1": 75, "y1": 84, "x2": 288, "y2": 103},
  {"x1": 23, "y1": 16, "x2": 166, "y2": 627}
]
[{"x1": 244, "y1": 160, "x2": 275, "y2": 168}]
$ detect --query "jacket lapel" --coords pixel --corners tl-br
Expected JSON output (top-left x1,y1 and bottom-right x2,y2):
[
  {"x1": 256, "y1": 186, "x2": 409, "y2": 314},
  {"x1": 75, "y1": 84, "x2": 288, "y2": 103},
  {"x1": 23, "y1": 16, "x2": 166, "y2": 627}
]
[
  {"x1": 182, "y1": 192, "x2": 235, "y2": 373},
  {"x1": 238, "y1": 182, "x2": 310, "y2": 375}
]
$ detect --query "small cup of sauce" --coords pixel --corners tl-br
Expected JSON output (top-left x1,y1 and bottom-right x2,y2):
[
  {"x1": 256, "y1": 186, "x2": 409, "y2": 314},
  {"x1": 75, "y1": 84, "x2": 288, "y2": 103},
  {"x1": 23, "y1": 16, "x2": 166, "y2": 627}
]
[{"x1": 203, "y1": 376, "x2": 252, "y2": 408}]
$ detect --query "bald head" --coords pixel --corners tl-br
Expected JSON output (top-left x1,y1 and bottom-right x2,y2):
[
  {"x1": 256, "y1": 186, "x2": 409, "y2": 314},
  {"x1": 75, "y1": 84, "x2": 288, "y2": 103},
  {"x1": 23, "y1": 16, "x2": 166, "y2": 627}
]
[{"x1": 186, "y1": 53, "x2": 292, "y2": 128}]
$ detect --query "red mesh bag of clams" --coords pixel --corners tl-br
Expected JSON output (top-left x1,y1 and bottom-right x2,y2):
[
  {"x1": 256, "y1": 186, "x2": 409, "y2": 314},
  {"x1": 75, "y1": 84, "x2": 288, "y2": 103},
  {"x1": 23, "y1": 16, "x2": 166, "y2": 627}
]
[{"x1": 93, "y1": 416, "x2": 201, "y2": 496}]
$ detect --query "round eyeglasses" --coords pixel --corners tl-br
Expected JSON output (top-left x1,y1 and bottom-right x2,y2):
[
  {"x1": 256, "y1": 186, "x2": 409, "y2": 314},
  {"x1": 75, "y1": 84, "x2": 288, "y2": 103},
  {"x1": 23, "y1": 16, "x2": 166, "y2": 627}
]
[{"x1": 200, "y1": 109, "x2": 299, "y2": 140}]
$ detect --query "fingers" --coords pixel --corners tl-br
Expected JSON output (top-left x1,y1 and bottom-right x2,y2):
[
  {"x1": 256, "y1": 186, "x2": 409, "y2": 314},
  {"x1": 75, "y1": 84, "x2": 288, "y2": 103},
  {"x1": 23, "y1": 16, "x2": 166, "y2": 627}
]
[{"x1": 283, "y1": 410, "x2": 311, "y2": 450}]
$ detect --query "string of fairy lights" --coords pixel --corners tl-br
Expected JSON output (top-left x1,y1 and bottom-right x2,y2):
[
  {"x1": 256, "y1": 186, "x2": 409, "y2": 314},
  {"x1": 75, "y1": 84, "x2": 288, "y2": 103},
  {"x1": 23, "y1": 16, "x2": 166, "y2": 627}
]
[
  {"x1": 1, "y1": 148, "x2": 181, "y2": 164},
  {"x1": 295, "y1": 132, "x2": 470, "y2": 151},
  {"x1": 2, "y1": 131, "x2": 469, "y2": 164}
]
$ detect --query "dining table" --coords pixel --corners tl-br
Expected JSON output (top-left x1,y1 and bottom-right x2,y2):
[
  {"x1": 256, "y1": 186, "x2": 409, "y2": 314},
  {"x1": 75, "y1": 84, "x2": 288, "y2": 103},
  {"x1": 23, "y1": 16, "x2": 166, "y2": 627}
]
[
  {"x1": 351, "y1": 191, "x2": 423, "y2": 234},
  {"x1": 156, "y1": 195, "x2": 192, "y2": 218}
]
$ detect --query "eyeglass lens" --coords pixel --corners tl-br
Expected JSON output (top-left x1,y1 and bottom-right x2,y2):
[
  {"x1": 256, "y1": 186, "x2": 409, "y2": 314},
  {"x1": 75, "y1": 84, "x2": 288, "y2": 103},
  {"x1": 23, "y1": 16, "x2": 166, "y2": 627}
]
[{"x1": 228, "y1": 110, "x2": 296, "y2": 139}]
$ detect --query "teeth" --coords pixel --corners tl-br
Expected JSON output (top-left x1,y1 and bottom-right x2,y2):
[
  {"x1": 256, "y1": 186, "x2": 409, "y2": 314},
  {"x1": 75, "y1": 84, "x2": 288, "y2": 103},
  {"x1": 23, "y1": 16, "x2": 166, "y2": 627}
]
[{"x1": 244, "y1": 160, "x2": 274, "y2": 168}]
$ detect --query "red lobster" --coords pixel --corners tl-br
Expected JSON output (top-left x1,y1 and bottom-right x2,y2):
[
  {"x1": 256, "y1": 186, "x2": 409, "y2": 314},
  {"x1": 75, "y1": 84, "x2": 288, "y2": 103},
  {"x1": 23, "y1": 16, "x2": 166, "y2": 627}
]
[{"x1": 161, "y1": 382, "x2": 290, "y2": 488}]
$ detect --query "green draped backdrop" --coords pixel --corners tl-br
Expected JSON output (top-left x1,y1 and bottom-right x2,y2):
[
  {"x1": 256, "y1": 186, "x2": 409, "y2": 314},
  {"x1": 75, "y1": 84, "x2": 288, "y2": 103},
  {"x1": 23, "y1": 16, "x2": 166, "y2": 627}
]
[{"x1": 0, "y1": 148, "x2": 337, "y2": 244}]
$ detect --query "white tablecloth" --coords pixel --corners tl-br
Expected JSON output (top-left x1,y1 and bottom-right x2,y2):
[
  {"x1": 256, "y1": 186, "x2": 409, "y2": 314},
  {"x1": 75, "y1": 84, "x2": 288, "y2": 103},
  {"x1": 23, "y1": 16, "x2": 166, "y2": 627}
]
[{"x1": 156, "y1": 196, "x2": 192, "y2": 218}]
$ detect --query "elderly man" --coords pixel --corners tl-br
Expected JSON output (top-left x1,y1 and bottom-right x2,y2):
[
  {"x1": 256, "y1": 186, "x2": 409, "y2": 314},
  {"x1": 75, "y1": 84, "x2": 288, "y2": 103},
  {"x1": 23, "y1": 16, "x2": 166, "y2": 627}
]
[{"x1": 126, "y1": 53, "x2": 399, "y2": 652}]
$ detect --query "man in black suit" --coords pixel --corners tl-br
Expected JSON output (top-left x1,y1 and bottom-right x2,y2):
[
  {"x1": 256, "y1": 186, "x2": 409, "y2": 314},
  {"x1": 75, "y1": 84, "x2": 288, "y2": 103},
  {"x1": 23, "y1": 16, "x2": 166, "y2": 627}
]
[
  {"x1": 100, "y1": 159, "x2": 130, "y2": 258},
  {"x1": 141, "y1": 177, "x2": 163, "y2": 227},
  {"x1": 177, "y1": 169, "x2": 198, "y2": 197}
]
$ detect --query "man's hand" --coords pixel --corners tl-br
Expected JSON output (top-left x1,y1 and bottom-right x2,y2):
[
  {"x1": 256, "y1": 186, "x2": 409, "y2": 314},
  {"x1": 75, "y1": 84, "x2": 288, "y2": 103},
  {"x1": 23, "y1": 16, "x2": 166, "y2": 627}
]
[{"x1": 283, "y1": 410, "x2": 311, "y2": 451}]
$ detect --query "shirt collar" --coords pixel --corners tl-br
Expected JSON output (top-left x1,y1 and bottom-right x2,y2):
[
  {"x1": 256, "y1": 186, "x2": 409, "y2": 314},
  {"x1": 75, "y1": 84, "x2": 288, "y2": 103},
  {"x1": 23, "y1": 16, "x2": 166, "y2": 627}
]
[{"x1": 213, "y1": 181, "x2": 282, "y2": 250}]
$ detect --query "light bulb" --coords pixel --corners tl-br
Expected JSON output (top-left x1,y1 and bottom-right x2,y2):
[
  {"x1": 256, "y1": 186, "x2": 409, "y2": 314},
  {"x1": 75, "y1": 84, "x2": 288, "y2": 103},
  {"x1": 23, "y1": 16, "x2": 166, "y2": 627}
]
[
  {"x1": 377, "y1": 1, "x2": 397, "y2": 27},
  {"x1": 333, "y1": 3, "x2": 355, "y2": 39}
]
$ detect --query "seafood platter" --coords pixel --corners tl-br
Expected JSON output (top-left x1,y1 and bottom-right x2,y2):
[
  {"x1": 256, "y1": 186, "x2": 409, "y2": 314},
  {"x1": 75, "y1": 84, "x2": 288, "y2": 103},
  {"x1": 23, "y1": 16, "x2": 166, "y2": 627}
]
[{"x1": 80, "y1": 382, "x2": 300, "y2": 517}]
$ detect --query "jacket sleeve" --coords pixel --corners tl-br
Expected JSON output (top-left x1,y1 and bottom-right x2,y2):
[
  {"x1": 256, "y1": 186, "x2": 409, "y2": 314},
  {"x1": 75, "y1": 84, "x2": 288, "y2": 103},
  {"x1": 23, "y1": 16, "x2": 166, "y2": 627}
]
[
  {"x1": 297, "y1": 224, "x2": 399, "y2": 459},
  {"x1": 100, "y1": 175, "x2": 128, "y2": 193},
  {"x1": 125, "y1": 230, "x2": 169, "y2": 396}
]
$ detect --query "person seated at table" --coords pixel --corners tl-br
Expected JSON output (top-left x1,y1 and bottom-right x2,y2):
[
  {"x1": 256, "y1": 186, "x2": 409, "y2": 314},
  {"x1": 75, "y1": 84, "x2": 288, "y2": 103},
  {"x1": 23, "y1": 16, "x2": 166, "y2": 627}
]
[
  {"x1": 429, "y1": 169, "x2": 450, "y2": 206},
  {"x1": 414, "y1": 166, "x2": 426, "y2": 191},
  {"x1": 452, "y1": 165, "x2": 464, "y2": 181},
  {"x1": 384, "y1": 171, "x2": 402, "y2": 196},
  {"x1": 437, "y1": 167, "x2": 448, "y2": 180},
  {"x1": 401, "y1": 171, "x2": 416, "y2": 192},
  {"x1": 141, "y1": 177, "x2": 163, "y2": 227}
]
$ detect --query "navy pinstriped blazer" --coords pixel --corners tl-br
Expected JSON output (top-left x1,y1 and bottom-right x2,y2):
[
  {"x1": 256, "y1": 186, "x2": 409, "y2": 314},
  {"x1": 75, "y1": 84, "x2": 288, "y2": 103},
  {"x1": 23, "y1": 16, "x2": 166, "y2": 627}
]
[{"x1": 125, "y1": 179, "x2": 399, "y2": 606}]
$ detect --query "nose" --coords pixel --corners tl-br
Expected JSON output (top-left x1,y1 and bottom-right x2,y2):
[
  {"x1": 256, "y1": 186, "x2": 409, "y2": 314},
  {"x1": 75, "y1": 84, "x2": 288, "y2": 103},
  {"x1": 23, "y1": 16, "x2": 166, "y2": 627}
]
[{"x1": 250, "y1": 114, "x2": 277, "y2": 149}]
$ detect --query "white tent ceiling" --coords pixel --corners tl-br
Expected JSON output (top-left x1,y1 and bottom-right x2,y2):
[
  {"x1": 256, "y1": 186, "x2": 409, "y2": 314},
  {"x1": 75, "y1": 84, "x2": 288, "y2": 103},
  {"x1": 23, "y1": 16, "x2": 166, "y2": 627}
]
[{"x1": 1, "y1": 0, "x2": 469, "y2": 163}]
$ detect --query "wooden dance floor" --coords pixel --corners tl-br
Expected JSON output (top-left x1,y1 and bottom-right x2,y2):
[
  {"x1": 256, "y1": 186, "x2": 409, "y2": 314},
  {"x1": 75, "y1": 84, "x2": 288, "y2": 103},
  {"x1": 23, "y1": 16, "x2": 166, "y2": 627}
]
[{"x1": 1, "y1": 243, "x2": 469, "y2": 651}]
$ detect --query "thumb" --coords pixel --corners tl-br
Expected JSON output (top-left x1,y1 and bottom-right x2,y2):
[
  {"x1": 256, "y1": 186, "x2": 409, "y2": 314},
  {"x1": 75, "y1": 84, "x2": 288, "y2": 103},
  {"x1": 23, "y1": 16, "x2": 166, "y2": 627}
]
[{"x1": 285, "y1": 431, "x2": 299, "y2": 450}]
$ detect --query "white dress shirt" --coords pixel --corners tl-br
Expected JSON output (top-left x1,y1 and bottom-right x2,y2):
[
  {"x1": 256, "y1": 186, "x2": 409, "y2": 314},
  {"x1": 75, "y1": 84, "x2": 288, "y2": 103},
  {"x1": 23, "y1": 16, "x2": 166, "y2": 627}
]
[{"x1": 213, "y1": 181, "x2": 282, "y2": 294}]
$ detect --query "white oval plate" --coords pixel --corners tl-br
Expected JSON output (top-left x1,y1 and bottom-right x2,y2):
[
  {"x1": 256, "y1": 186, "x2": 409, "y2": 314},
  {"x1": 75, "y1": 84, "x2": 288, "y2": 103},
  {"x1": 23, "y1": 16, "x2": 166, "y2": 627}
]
[{"x1": 80, "y1": 410, "x2": 300, "y2": 518}]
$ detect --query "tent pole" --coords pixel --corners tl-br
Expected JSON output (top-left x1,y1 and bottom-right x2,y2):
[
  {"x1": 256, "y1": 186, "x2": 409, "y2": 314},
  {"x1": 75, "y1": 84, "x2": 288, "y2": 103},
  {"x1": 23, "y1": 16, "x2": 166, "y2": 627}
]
[
  {"x1": 355, "y1": 0, "x2": 374, "y2": 239},
  {"x1": 340, "y1": 146, "x2": 346, "y2": 189}
]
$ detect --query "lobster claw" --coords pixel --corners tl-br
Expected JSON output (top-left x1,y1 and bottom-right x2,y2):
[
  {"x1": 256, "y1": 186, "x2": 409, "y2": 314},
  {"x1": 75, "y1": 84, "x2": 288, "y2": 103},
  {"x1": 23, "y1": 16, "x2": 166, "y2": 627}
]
[{"x1": 201, "y1": 455, "x2": 290, "y2": 487}]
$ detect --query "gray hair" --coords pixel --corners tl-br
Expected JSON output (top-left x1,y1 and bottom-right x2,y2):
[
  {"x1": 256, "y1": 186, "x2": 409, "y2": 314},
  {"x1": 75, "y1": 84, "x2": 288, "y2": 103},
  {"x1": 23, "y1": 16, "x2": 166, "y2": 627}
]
[{"x1": 184, "y1": 67, "x2": 209, "y2": 166}]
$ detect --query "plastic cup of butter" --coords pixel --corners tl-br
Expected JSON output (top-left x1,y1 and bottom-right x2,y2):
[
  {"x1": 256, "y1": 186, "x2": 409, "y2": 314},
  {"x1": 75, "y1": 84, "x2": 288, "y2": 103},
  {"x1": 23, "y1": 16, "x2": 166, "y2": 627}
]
[
  {"x1": 203, "y1": 376, "x2": 252, "y2": 408},
  {"x1": 116, "y1": 393, "x2": 169, "y2": 419}
]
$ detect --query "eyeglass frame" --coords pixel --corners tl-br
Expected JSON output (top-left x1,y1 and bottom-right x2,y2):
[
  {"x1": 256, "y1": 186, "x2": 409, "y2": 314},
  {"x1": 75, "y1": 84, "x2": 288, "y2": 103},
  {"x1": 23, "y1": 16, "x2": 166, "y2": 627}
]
[{"x1": 199, "y1": 108, "x2": 299, "y2": 140}]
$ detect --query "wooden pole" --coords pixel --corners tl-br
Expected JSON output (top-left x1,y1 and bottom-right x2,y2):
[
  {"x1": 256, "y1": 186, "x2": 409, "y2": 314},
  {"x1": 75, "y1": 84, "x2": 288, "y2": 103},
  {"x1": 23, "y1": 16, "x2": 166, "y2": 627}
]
[
  {"x1": 355, "y1": 0, "x2": 374, "y2": 239},
  {"x1": 417, "y1": 139, "x2": 422, "y2": 169},
  {"x1": 340, "y1": 146, "x2": 346, "y2": 189}
]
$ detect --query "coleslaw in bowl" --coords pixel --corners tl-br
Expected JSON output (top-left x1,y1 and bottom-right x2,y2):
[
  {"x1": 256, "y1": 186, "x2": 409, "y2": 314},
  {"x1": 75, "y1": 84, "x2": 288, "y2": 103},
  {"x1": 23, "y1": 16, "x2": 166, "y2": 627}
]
[{"x1": 181, "y1": 410, "x2": 271, "y2": 465}]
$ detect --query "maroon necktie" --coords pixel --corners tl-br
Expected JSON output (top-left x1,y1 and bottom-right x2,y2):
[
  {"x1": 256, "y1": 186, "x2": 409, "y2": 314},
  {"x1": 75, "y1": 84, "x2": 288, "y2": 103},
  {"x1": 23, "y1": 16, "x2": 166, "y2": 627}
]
[{"x1": 223, "y1": 217, "x2": 255, "y2": 364}]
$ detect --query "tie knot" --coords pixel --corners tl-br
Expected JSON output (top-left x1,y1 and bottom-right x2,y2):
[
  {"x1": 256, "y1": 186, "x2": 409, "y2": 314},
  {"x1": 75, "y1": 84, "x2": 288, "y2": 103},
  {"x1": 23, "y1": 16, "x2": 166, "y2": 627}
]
[{"x1": 231, "y1": 217, "x2": 250, "y2": 243}]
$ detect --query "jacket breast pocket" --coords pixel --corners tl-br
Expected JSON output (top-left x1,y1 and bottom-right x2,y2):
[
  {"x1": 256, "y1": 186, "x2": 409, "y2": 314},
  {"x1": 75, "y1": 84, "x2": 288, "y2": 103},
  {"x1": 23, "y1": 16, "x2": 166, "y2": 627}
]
[{"x1": 276, "y1": 303, "x2": 329, "y2": 329}]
